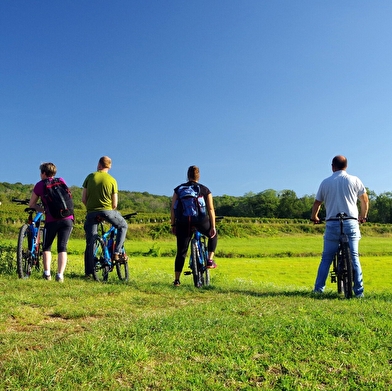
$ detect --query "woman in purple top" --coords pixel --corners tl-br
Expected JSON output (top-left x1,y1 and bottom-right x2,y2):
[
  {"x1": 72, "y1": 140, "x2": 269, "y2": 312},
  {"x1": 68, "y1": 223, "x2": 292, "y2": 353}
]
[{"x1": 28, "y1": 162, "x2": 74, "y2": 282}]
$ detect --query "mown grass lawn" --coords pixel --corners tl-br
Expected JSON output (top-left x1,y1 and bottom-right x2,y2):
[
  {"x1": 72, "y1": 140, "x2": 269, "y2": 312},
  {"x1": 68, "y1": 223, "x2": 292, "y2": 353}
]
[{"x1": 0, "y1": 236, "x2": 391, "y2": 390}]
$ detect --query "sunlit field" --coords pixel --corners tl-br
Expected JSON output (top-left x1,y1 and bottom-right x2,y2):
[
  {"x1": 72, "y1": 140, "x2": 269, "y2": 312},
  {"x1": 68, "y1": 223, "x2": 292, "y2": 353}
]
[{"x1": 1, "y1": 235, "x2": 391, "y2": 390}]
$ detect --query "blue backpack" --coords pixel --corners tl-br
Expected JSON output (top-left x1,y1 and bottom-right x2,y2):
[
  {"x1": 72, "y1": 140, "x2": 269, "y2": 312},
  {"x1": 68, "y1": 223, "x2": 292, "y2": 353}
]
[{"x1": 174, "y1": 184, "x2": 206, "y2": 222}]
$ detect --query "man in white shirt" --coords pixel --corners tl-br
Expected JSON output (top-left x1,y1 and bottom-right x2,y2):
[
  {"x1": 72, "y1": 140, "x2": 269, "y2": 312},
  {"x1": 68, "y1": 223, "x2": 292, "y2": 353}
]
[{"x1": 311, "y1": 155, "x2": 369, "y2": 297}]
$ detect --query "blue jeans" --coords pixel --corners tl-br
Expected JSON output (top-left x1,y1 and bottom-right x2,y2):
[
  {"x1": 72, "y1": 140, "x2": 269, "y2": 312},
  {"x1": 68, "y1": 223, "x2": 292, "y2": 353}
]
[
  {"x1": 314, "y1": 219, "x2": 364, "y2": 296},
  {"x1": 84, "y1": 210, "x2": 128, "y2": 275}
]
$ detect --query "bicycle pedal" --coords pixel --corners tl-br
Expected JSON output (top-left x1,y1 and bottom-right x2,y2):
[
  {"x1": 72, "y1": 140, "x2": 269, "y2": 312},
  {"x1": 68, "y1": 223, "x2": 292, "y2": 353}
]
[{"x1": 184, "y1": 271, "x2": 192, "y2": 275}]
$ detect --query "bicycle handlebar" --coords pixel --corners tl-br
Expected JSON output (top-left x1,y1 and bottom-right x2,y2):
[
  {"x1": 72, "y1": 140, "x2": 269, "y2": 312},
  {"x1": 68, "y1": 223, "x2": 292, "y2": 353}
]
[
  {"x1": 311, "y1": 213, "x2": 367, "y2": 224},
  {"x1": 310, "y1": 219, "x2": 324, "y2": 224},
  {"x1": 12, "y1": 198, "x2": 30, "y2": 205},
  {"x1": 123, "y1": 212, "x2": 137, "y2": 220}
]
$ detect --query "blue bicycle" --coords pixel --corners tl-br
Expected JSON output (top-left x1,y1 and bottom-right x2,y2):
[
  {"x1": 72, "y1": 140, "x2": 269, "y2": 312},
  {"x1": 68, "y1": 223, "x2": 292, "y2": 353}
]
[
  {"x1": 184, "y1": 217, "x2": 222, "y2": 288},
  {"x1": 12, "y1": 198, "x2": 45, "y2": 279},
  {"x1": 92, "y1": 212, "x2": 137, "y2": 282}
]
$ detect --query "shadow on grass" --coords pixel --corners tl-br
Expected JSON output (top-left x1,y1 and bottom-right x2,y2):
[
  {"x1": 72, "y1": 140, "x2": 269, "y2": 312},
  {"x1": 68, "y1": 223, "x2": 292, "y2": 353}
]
[
  {"x1": 65, "y1": 271, "x2": 392, "y2": 302},
  {"x1": 220, "y1": 288, "x2": 392, "y2": 301}
]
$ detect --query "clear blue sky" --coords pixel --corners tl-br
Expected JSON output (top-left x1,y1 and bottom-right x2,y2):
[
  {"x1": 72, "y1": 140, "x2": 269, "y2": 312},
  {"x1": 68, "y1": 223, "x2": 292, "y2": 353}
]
[{"x1": 1, "y1": 1, "x2": 391, "y2": 197}]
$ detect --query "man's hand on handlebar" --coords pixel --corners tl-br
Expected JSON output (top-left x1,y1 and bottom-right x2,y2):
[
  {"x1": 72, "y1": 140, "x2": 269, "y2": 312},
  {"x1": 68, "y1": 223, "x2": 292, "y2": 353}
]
[{"x1": 310, "y1": 217, "x2": 321, "y2": 224}]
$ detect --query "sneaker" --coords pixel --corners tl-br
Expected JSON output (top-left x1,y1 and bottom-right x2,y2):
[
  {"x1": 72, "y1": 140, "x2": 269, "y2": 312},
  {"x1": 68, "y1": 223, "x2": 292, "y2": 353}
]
[
  {"x1": 55, "y1": 274, "x2": 64, "y2": 283},
  {"x1": 113, "y1": 253, "x2": 128, "y2": 263},
  {"x1": 206, "y1": 259, "x2": 217, "y2": 269},
  {"x1": 173, "y1": 279, "x2": 181, "y2": 287},
  {"x1": 356, "y1": 293, "x2": 364, "y2": 298},
  {"x1": 42, "y1": 273, "x2": 51, "y2": 281}
]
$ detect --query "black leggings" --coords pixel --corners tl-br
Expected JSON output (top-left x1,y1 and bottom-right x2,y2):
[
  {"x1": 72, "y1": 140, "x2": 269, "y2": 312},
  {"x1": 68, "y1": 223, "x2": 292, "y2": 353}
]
[
  {"x1": 174, "y1": 218, "x2": 218, "y2": 272},
  {"x1": 43, "y1": 219, "x2": 73, "y2": 252}
]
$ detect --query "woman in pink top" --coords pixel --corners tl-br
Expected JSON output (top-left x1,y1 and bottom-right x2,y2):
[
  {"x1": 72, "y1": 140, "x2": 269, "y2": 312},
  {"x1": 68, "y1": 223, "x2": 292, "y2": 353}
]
[{"x1": 29, "y1": 162, "x2": 74, "y2": 282}]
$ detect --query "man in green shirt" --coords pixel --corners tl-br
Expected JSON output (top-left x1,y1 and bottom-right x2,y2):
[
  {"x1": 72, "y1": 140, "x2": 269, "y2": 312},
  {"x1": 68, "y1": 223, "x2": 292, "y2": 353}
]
[{"x1": 82, "y1": 156, "x2": 128, "y2": 277}]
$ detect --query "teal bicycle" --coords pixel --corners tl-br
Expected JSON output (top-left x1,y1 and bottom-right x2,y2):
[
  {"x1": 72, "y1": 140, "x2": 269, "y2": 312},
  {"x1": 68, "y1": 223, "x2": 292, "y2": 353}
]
[
  {"x1": 184, "y1": 217, "x2": 222, "y2": 288},
  {"x1": 92, "y1": 212, "x2": 137, "y2": 282},
  {"x1": 12, "y1": 198, "x2": 45, "y2": 279}
]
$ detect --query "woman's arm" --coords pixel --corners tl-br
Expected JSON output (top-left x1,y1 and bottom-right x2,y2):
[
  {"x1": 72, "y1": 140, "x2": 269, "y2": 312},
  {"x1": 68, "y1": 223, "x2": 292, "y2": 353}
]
[
  {"x1": 28, "y1": 191, "x2": 44, "y2": 213},
  {"x1": 206, "y1": 193, "x2": 216, "y2": 238},
  {"x1": 170, "y1": 192, "x2": 178, "y2": 234}
]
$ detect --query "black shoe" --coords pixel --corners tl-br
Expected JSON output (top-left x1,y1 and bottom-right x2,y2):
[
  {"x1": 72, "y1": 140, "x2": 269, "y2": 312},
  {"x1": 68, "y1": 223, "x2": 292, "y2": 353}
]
[{"x1": 173, "y1": 279, "x2": 181, "y2": 287}]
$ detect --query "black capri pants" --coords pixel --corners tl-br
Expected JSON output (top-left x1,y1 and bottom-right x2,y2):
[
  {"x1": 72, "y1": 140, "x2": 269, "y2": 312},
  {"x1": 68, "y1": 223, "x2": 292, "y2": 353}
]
[
  {"x1": 174, "y1": 218, "x2": 218, "y2": 272},
  {"x1": 43, "y1": 219, "x2": 73, "y2": 252}
]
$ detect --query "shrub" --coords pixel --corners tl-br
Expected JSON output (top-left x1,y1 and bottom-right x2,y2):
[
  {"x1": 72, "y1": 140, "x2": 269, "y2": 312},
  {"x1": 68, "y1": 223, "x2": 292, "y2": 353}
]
[{"x1": 0, "y1": 244, "x2": 16, "y2": 275}]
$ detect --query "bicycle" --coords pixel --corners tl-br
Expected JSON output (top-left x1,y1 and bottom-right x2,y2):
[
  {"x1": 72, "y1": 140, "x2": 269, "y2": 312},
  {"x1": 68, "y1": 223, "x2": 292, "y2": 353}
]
[
  {"x1": 12, "y1": 198, "x2": 45, "y2": 279},
  {"x1": 92, "y1": 212, "x2": 137, "y2": 282},
  {"x1": 184, "y1": 217, "x2": 222, "y2": 288},
  {"x1": 329, "y1": 212, "x2": 356, "y2": 299}
]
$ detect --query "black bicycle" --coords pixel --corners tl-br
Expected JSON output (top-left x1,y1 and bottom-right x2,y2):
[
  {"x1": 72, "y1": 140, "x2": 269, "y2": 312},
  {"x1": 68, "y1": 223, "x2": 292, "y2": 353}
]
[
  {"x1": 329, "y1": 212, "x2": 354, "y2": 299},
  {"x1": 92, "y1": 212, "x2": 137, "y2": 282},
  {"x1": 184, "y1": 217, "x2": 222, "y2": 288},
  {"x1": 12, "y1": 198, "x2": 45, "y2": 279}
]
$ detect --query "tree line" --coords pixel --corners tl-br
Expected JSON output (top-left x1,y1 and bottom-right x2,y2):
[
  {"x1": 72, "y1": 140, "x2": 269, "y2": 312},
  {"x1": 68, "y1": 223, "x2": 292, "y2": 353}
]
[{"x1": 1, "y1": 182, "x2": 391, "y2": 223}]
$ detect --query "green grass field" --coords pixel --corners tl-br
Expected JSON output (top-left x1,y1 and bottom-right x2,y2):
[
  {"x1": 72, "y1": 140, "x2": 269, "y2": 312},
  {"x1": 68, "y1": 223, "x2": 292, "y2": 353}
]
[{"x1": 0, "y1": 235, "x2": 391, "y2": 390}]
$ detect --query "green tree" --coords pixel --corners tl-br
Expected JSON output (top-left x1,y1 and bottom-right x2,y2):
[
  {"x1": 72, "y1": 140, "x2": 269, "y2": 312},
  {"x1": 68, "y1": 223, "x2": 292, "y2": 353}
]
[
  {"x1": 374, "y1": 192, "x2": 392, "y2": 223},
  {"x1": 277, "y1": 190, "x2": 301, "y2": 219}
]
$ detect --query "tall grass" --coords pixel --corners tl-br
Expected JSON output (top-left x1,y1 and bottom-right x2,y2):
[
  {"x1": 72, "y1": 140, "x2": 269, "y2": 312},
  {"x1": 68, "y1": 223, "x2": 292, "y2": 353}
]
[{"x1": 0, "y1": 236, "x2": 391, "y2": 390}]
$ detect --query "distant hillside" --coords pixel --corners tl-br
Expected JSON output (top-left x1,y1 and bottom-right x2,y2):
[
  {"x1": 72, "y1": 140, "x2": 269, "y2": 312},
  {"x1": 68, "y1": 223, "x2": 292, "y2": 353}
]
[{"x1": 2, "y1": 182, "x2": 392, "y2": 223}]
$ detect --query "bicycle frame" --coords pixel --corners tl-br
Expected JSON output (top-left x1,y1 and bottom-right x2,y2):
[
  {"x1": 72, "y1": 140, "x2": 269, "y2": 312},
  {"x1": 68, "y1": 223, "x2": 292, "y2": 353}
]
[
  {"x1": 92, "y1": 212, "x2": 137, "y2": 282},
  {"x1": 26, "y1": 208, "x2": 45, "y2": 261},
  {"x1": 330, "y1": 213, "x2": 354, "y2": 298},
  {"x1": 189, "y1": 230, "x2": 209, "y2": 287},
  {"x1": 96, "y1": 222, "x2": 119, "y2": 268},
  {"x1": 183, "y1": 216, "x2": 222, "y2": 287},
  {"x1": 12, "y1": 198, "x2": 45, "y2": 278}
]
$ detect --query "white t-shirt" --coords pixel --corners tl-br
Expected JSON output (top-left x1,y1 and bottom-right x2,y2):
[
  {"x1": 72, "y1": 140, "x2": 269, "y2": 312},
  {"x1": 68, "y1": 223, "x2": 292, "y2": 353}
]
[{"x1": 316, "y1": 170, "x2": 366, "y2": 220}]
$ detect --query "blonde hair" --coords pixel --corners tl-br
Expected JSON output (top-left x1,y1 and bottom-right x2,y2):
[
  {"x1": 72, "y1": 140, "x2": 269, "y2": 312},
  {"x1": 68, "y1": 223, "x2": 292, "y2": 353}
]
[
  {"x1": 40, "y1": 162, "x2": 57, "y2": 177},
  {"x1": 99, "y1": 156, "x2": 112, "y2": 169},
  {"x1": 187, "y1": 165, "x2": 200, "y2": 182}
]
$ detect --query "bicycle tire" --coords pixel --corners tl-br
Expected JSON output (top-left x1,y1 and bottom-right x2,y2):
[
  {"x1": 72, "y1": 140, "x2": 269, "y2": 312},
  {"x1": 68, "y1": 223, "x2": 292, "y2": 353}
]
[
  {"x1": 115, "y1": 248, "x2": 129, "y2": 281},
  {"x1": 191, "y1": 239, "x2": 203, "y2": 287},
  {"x1": 200, "y1": 240, "x2": 210, "y2": 286},
  {"x1": 341, "y1": 242, "x2": 353, "y2": 299},
  {"x1": 92, "y1": 236, "x2": 110, "y2": 282},
  {"x1": 335, "y1": 252, "x2": 344, "y2": 294},
  {"x1": 38, "y1": 227, "x2": 44, "y2": 261},
  {"x1": 17, "y1": 224, "x2": 34, "y2": 278}
]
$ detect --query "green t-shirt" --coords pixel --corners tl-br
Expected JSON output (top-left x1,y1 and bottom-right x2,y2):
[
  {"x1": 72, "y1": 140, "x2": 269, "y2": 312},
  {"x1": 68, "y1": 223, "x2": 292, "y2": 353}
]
[{"x1": 83, "y1": 171, "x2": 118, "y2": 212}]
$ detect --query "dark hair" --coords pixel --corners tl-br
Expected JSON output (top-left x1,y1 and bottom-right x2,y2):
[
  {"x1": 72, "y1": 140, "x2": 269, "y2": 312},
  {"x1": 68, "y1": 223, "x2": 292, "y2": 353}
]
[
  {"x1": 40, "y1": 162, "x2": 57, "y2": 177},
  {"x1": 187, "y1": 165, "x2": 200, "y2": 182},
  {"x1": 332, "y1": 155, "x2": 347, "y2": 170}
]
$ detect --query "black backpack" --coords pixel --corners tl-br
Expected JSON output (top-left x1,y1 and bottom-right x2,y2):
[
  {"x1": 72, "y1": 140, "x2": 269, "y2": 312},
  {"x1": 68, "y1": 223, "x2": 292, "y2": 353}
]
[
  {"x1": 174, "y1": 183, "x2": 206, "y2": 222},
  {"x1": 43, "y1": 178, "x2": 74, "y2": 219}
]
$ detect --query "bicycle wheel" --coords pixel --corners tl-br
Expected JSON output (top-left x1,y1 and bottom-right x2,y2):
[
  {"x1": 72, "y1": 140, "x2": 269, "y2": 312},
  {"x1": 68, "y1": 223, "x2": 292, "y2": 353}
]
[
  {"x1": 17, "y1": 224, "x2": 35, "y2": 278},
  {"x1": 115, "y1": 248, "x2": 129, "y2": 281},
  {"x1": 92, "y1": 236, "x2": 110, "y2": 282},
  {"x1": 200, "y1": 240, "x2": 210, "y2": 286},
  {"x1": 335, "y1": 252, "x2": 344, "y2": 294},
  {"x1": 38, "y1": 227, "x2": 44, "y2": 262},
  {"x1": 191, "y1": 239, "x2": 203, "y2": 287},
  {"x1": 341, "y1": 242, "x2": 353, "y2": 299}
]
